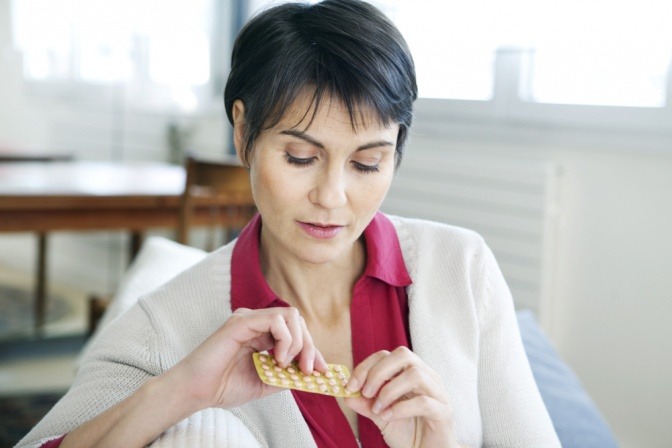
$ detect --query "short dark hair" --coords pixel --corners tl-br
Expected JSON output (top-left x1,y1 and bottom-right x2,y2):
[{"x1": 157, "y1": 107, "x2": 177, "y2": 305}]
[{"x1": 224, "y1": 0, "x2": 417, "y2": 167}]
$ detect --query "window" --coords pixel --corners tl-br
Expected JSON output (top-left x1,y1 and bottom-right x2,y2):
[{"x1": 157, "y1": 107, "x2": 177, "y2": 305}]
[
  {"x1": 10, "y1": 0, "x2": 218, "y2": 112},
  {"x1": 377, "y1": 0, "x2": 672, "y2": 108}
]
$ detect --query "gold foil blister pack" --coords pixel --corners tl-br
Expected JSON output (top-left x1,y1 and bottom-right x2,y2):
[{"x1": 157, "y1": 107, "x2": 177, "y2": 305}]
[{"x1": 252, "y1": 352, "x2": 361, "y2": 397}]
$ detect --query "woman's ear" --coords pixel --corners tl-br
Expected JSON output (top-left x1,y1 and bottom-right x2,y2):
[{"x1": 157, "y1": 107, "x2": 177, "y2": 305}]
[{"x1": 231, "y1": 100, "x2": 247, "y2": 166}]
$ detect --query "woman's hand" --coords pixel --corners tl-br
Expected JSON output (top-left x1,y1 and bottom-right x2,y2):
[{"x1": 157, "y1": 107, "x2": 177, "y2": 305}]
[
  {"x1": 62, "y1": 307, "x2": 326, "y2": 448},
  {"x1": 344, "y1": 347, "x2": 459, "y2": 448},
  {"x1": 164, "y1": 306, "x2": 327, "y2": 412}
]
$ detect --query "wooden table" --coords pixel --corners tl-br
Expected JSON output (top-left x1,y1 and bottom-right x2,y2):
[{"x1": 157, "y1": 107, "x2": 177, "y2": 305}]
[{"x1": 0, "y1": 161, "x2": 255, "y2": 335}]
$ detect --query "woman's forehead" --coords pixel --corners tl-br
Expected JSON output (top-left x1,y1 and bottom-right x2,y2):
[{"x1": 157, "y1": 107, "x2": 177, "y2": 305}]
[{"x1": 275, "y1": 91, "x2": 391, "y2": 134}]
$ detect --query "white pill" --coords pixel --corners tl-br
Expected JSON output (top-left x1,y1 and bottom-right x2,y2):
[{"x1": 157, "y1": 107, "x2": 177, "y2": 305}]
[
  {"x1": 307, "y1": 383, "x2": 316, "y2": 390},
  {"x1": 325, "y1": 371, "x2": 334, "y2": 378},
  {"x1": 287, "y1": 367, "x2": 296, "y2": 374},
  {"x1": 264, "y1": 370, "x2": 274, "y2": 377},
  {"x1": 319, "y1": 385, "x2": 328, "y2": 392},
  {"x1": 331, "y1": 386, "x2": 340, "y2": 394},
  {"x1": 259, "y1": 355, "x2": 268, "y2": 363},
  {"x1": 316, "y1": 378, "x2": 325, "y2": 385},
  {"x1": 333, "y1": 365, "x2": 342, "y2": 372},
  {"x1": 328, "y1": 379, "x2": 337, "y2": 386},
  {"x1": 261, "y1": 364, "x2": 270, "y2": 370},
  {"x1": 274, "y1": 366, "x2": 282, "y2": 372},
  {"x1": 312, "y1": 371, "x2": 321, "y2": 377}
]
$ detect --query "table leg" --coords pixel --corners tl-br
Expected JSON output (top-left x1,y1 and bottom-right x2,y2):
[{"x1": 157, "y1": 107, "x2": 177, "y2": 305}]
[
  {"x1": 129, "y1": 231, "x2": 143, "y2": 263},
  {"x1": 35, "y1": 232, "x2": 47, "y2": 337}
]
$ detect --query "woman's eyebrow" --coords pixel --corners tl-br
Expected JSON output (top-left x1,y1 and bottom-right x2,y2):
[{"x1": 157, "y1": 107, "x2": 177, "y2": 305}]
[{"x1": 280, "y1": 129, "x2": 394, "y2": 151}]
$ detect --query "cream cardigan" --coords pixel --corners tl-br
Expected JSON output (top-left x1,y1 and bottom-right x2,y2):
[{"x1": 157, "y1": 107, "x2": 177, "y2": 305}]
[{"x1": 19, "y1": 216, "x2": 560, "y2": 447}]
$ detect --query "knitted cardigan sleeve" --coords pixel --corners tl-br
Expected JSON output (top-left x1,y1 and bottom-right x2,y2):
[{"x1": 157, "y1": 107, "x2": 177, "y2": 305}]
[
  {"x1": 475, "y1": 237, "x2": 560, "y2": 447},
  {"x1": 16, "y1": 287, "x2": 261, "y2": 448}
]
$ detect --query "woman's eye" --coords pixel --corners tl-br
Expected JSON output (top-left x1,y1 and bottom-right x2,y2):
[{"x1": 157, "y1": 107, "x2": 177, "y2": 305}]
[
  {"x1": 284, "y1": 152, "x2": 315, "y2": 166},
  {"x1": 352, "y1": 161, "x2": 380, "y2": 173}
]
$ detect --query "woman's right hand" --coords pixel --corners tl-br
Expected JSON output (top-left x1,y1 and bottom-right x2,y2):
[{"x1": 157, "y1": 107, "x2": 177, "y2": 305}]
[
  {"x1": 61, "y1": 307, "x2": 324, "y2": 448},
  {"x1": 164, "y1": 306, "x2": 328, "y2": 411}
]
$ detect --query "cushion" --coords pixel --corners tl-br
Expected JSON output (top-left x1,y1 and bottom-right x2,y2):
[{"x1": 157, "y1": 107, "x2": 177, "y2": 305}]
[
  {"x1": 517, "y1": 309, "x2": 619, "y2": 448},
  {"x1": 78, "y1": 237, "x2": 207, "y2": 363}
]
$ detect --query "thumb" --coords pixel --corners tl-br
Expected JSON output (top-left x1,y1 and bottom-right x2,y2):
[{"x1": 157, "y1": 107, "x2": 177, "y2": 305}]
[{"x1": 344, "y1": 396, "x2": 381, "y2": 424}]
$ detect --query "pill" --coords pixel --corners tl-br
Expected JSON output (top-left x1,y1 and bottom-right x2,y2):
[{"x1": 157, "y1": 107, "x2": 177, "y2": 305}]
[
  {"x1": 274, "y1": 366, "x2": 282, "y2": 372},
  {"x1": 337, "y1": 372, "x2": 346, "y2": 379},
  {"x1": 290, "y1": 374, "x2": 299, "y2": 381},
  {"x1": 333, "y1": 365, "x2": 342, "y2": 372},
  {"x1": 328, "y1": 379, "x2": 337, "y2": 386},
  {"x1": 331, "y1": 386, "x2": 340, "y2": 394},
  {"x1": 261, "y1": 364, "x2": 270, "y2": 370},
  {"x1": 303, "y1": 376, "x2": 312, "y2": 382},
  {"x1": 293, "y1": 381, "x2": 302, "y2": 387},
  {"x1": 312, "y1": 371, "x2": 321, "y2": 377},
  {"x1": 325, "y1": 371, "x2": 334, "y2": 379},
  {"x1": 287, "y1": 367, "x2": 296, "y2": 374},
  {"x1": 264, "y1": 370, "x2": 274, "y2": 377},
  {"x1": 281, "y1": 379, "x2": 290, "y2": 385},
  {"x1": 319, "y1": 385, "x2": 328, "y2": 392},
  {"x1": 259, "y1": 355, "x2": 268, "y2": 363},
  {"x1": 316, "y1": 378, "x2": 325, "y2": 385}
]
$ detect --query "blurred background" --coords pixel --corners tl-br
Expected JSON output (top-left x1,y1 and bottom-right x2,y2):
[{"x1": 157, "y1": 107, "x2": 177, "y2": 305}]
[{"x1": 1, "y1": 0, "x2": 671, "y2": 446}]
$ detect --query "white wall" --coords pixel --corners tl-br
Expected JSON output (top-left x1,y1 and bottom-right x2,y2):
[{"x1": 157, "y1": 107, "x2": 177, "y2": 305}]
[{"x1": 408, "y1": 121, "x2": 672, "y2": 448}]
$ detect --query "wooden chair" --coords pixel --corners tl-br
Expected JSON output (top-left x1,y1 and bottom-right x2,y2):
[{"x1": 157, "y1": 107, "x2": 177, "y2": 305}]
[{"x1": 177, "y1": 154, "x2": 256, "y2": 250}]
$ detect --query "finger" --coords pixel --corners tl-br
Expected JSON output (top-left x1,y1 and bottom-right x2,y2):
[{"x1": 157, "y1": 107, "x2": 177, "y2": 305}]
[
  {"x1": 358, "y1": 347, "x2": 418, "y2": 398},
  {"x1": 281, "y1": 307, "x2": 304, "y2": 367},
  {"x1": 378, "y1": 394, "x2": 447, "y2": 423},
  {"x1": 371, "y1": 365, "x2": 447, "y2": 416},
  {"x1": 264, "y1": 313, "x2": 294, "y2": 366},
  {"x1": 347, "y1": 350, "x2": 390, "y2": 394},
  {"x1": 296, "y1": 315, "x2": 316, "y2": 374}
]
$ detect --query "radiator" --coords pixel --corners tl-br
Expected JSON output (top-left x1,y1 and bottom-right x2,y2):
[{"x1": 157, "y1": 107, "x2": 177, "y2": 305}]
[{"x1": 382, "y1": 148, "x2": 559, "y2": 324}]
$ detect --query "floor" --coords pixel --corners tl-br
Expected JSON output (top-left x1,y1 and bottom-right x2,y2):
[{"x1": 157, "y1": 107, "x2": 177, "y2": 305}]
[{"x1": 0, "y1": 232, "x2": 126, "y2": 397}]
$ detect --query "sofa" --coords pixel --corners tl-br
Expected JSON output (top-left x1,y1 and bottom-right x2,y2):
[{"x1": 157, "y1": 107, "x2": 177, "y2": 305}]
[{"x1": 83, "y1": 236, "x2": 620, "y2": 447}]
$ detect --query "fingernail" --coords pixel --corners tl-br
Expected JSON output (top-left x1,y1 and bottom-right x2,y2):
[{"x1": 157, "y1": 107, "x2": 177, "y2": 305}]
[
  {"x1": 346, "y1": 377, "x2": 359, "y2": 392},
  {"x1": 362, "y1": 386, "x2": 374, "y2": 398},
  {"x1": 372, "y1": 400, "x2": 382, "y2": 414},
  {"x1": 381, "y1": 409, "x2": 393, "y2": 421}
]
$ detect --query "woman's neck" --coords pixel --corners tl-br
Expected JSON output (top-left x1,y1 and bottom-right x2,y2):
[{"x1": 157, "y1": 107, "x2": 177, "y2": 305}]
[{"x1": 260, "y1": 236, "x2": 366, "y2": 325}]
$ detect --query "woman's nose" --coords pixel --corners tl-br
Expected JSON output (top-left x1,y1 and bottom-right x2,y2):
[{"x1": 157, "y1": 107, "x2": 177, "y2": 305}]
[{"x1": 309, "y1": 166, "x2": 347, "y2": 209}]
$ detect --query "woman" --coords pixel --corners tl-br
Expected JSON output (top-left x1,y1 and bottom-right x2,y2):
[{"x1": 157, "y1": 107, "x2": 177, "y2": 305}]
[{"x1": 19, "y1": 1, "x2": 560, "y2": 447}]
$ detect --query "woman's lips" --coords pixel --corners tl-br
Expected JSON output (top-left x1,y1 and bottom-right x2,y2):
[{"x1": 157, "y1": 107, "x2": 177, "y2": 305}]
[{"x1": 297, "y1": 221, "x2": 344, "y2": 239}]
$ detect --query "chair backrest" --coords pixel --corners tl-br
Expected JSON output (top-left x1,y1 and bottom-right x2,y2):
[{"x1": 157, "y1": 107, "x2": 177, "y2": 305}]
[{"x1": 177, "y1": 154, "x2": 256, "y2": 247}]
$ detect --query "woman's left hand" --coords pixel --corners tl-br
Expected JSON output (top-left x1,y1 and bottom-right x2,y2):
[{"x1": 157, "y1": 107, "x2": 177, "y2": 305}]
[{"x1": 344, "y1": 347, "x2": 460, "y2": 448}]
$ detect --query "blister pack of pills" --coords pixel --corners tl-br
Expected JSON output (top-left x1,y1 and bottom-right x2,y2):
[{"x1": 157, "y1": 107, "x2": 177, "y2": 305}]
[{"x1": 252, "y1": 352, "x2": 361, "y2": 397}]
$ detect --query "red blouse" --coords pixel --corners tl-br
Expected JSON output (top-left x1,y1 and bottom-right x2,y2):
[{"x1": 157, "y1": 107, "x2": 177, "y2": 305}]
[{"x1": 231, "y1": 212, "x2": 412, "y2": 448}]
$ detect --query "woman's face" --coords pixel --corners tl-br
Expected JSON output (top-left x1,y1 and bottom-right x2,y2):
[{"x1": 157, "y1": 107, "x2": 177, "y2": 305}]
[{"x1": 235, "y1": 94, "x2": 399, "y2": 267}]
